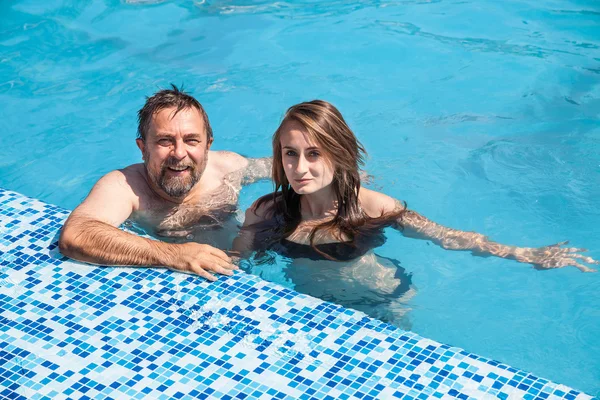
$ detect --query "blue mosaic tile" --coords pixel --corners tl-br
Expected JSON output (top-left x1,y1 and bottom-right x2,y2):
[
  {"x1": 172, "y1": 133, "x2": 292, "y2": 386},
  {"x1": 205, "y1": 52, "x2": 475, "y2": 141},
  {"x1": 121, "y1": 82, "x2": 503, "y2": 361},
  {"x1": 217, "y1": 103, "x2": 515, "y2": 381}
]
[{"x1": 0, "y1": 187, "x2": 595, "y2": 399}]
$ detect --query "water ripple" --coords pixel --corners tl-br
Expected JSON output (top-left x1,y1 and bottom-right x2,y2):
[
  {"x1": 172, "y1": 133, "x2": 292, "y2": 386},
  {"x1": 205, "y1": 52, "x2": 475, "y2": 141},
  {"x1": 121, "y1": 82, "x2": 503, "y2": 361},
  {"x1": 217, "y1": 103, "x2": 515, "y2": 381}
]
[
  {"x1": 125, "y1": 0, "x2": 168, "y2": 4},
  {"x1": 550, "y1": 9, "x2": 600, "y2": 17},
  {"x1": 461, "y1": 135, "x2": 600, "y2": 222},
  {"x1": 196, "y1": 0, "x2": 368, "y2": 18},
  {"x1": 374, "y1": 20, "x2": 587, "y2": 59}
]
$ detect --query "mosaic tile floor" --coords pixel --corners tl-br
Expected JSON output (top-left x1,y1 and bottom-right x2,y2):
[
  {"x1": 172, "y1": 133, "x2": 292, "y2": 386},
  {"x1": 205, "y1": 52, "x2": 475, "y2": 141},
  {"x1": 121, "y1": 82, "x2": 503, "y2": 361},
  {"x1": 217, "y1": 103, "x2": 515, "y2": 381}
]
[{"x1": 0, "y1": 187, "x2": 594, "y2": 400}]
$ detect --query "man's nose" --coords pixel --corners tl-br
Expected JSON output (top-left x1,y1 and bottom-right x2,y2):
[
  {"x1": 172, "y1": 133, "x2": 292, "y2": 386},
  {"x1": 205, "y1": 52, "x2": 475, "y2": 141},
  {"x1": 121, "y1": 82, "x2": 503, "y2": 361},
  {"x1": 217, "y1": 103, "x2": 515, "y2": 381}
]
[{"x1": 172, "y1": 141, "x2": 187, "y2": 160}]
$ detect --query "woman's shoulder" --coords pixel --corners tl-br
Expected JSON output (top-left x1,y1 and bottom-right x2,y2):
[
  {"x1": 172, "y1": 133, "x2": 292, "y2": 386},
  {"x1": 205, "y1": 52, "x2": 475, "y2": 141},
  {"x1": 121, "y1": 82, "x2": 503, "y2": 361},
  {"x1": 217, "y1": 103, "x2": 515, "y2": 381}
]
[
  {"x1": 358, "y1": 188, "x2": 405, "y2": 218},
  {"x1": 244, "y1": 192, "x2": 281, "y2": 225}
]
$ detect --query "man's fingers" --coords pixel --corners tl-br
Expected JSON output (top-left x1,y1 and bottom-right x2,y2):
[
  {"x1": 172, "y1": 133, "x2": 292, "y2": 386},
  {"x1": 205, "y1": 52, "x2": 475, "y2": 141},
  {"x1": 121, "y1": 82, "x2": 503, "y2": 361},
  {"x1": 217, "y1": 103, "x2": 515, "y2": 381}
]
[
  {"x1": 204, "y1": 245, "x2": 231, "y2": 262},
  {"x1": 197, "y1": 254, "x2": 237, "y2": 275},
  {"x1": 196, "y1": 244, "x2": 238, "y2": 270},
  {"x1": 211, "y1": 265, "x2": 235, "y2": 276},
  {"x1": 220, "y1": 262, "x2": 238, "y2": 270},
  {"x1": 192, "y1": 266, "x2": 218, "y2": 282},
  {"x1": 194, "y1": 262, "x2": 234, "y2": 280},
  {"x1": 208, "y1": 254, "x2": 238, "y2": 270}
]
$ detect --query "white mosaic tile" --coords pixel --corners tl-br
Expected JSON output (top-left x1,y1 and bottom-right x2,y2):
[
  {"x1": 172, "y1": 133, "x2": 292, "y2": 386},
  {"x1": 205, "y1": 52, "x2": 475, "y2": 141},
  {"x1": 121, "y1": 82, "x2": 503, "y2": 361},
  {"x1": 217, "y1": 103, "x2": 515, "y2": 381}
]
[{"x1": 0, "y1": 188, "x2": 595, "y2": 400}]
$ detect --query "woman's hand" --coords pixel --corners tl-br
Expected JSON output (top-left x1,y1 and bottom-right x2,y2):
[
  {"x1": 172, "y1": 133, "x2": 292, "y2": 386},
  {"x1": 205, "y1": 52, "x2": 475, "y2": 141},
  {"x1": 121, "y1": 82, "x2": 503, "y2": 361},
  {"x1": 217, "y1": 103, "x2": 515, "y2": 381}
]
[
  {"x1": 395, "y1": 208, "x2": 598, "y2": 272},
  {"x1": 511, "y1": 241, "x2": 598, "y2": 273}
]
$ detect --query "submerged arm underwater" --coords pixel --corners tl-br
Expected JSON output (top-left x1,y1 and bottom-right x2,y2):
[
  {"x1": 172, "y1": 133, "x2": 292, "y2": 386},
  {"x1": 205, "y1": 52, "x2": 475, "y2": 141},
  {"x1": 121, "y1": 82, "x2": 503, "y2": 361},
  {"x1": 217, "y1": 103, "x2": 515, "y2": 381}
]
[
  {"x1": 241, "y1": 157, "x2": 273, "y2": 184},
  {"x1": 397, "y1": 206, "x2": 598, "y2": 272}
]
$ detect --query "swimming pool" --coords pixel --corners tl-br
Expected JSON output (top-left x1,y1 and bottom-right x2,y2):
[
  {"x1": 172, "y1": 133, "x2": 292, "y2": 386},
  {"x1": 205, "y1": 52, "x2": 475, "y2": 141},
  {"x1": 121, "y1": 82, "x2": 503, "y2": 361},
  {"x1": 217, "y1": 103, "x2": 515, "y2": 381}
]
[{"x1": 1, "y1": 0, "x2": 598, "y2": 395}]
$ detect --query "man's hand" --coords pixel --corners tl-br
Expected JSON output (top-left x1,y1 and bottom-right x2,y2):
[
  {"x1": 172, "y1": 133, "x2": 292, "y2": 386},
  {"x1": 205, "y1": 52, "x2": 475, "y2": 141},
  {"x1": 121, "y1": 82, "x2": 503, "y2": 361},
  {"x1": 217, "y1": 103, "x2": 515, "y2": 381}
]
[{"x1": 172, "y1": 243, "x2": 239, "y2": 281}]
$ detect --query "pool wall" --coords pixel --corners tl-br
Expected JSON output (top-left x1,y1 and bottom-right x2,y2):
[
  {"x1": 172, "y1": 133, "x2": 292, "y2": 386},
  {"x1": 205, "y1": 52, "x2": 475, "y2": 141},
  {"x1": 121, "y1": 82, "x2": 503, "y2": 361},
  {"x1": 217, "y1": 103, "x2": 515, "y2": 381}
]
[{"x1": 0, "y1": 187, "x2": 594, "y2": 400}]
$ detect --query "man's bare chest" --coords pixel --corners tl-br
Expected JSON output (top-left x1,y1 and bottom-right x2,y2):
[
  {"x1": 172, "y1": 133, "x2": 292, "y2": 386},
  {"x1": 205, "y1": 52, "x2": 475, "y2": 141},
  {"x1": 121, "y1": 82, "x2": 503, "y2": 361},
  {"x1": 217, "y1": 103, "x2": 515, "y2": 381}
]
[{"x1": 133, "y1": 179, "x2": 241, "y2": 237}]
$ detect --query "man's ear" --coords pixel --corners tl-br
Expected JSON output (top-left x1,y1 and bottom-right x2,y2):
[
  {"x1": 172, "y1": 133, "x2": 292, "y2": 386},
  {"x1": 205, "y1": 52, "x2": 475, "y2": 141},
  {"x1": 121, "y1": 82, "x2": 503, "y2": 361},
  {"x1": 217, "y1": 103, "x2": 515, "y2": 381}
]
[
  {"x1": 207, "y1": 137, "x2": 214, "y2": 150},
  {"x1": 136, "y1": 138, "x2": 146, "y2": 161}
]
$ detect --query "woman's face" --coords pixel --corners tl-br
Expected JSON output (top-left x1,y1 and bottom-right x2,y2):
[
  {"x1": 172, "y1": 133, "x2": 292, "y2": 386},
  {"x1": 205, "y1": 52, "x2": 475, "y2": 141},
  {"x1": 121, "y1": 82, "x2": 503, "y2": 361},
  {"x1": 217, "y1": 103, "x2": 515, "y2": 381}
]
[{"x1": 279, "y1": 120, "x2": 335, "y2": 196}]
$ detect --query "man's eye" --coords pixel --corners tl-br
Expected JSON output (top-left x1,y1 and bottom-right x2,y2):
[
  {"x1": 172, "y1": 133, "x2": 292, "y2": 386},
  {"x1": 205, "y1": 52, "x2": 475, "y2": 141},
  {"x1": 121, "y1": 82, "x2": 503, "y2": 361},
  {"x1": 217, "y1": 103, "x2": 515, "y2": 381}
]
[
  {"x1": 158, "y1": 139, "x2": 171, "y2": 145},
  {"x1": 186, "y1": 139, "x2": 200, "y2": 145}
]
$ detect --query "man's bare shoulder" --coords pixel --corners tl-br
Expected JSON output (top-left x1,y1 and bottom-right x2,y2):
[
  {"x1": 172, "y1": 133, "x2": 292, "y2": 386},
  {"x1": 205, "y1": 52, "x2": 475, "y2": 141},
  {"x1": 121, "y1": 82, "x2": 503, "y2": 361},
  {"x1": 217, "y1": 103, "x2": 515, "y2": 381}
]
[
  {"x1": 69, "y1": 165, "x2": 148, "y2": 226},
  {"x1": 89, "y1": 164, "x2": 153, "y2": 211},
  {"x1": 209, "y1": 151, "x2": 248, "y2": 174},
  {"x1": 98, "y1": 164, "x2": 146, "y2": 193},
  {"x1": 119, "y1": 163, "x2": 146, "y2": 179}
]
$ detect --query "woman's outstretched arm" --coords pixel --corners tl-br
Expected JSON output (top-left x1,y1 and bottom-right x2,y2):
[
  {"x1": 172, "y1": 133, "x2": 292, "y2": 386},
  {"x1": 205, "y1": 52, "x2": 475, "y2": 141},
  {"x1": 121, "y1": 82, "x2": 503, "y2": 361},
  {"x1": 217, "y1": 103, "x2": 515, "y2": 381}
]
[
  {"x1": 399, "y1": 207, "x2": 597, "y2": 272},
  {"x1": 360, "y1": 189, "x2": 598, "y2": 272}
]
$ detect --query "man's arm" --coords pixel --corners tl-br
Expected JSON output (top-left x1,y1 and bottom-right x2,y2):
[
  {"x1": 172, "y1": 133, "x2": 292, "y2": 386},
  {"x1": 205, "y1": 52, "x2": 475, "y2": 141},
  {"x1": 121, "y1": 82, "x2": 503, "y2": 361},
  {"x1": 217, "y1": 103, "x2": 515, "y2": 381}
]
[
  {"x1": 241, "y1": 157, "x2": 272, "y2": 185},
  {"x1": 59, "y1": 170, "x2": 235, "y2": 281},
  {"x1": 212, "y1": 151, "x2": 271, "y2": 185}
]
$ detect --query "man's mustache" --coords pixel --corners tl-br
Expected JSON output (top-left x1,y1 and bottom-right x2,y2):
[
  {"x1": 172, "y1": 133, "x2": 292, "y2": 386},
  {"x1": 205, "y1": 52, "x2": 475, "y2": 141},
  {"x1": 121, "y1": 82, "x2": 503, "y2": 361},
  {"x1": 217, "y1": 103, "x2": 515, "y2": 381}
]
[{"x1": 161, "y1": 158, "x2": 194, "y2": 170}]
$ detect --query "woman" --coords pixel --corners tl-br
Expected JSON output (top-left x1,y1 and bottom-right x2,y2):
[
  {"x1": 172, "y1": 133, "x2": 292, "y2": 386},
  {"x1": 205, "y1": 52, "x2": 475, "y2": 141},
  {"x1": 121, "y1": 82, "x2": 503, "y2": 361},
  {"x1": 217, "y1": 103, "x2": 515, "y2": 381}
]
[{"x1": 233, "y1": 100, "x2": 597, "y2": 273}]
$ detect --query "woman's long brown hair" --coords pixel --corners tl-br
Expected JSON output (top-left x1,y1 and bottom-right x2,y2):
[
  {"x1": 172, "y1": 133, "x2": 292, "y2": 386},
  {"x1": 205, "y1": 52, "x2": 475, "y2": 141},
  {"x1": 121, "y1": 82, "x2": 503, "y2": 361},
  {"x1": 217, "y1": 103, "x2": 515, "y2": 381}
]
[{"x1": 255, "y1": 100, "x2": 405, "y2": 260}]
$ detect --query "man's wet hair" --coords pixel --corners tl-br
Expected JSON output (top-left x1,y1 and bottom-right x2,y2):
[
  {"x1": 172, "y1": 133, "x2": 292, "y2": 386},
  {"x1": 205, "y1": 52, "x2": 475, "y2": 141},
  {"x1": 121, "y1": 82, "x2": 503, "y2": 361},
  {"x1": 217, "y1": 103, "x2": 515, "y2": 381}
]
[{"x1": 137, "y1": 84, "x2": 213, "y2": 142}]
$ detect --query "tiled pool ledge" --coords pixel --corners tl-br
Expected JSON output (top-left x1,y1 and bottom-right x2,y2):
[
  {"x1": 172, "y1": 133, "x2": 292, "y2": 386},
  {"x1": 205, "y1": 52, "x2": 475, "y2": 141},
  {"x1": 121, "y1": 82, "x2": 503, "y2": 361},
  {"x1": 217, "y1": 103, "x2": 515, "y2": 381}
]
[{"x1": 0, "y1": 187, "x2": 593, "y2": 400}]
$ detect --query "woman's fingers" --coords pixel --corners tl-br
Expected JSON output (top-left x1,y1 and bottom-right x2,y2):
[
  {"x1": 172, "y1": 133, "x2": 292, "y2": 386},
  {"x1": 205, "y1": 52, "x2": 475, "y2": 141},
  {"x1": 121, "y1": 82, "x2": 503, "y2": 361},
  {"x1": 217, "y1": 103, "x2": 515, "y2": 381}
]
[
  {"x1": 532, "y1": 249, "x2": 598, "y2": 272},
  {"x1": 567, "y1": 259, "x2": 597, "y2": 273},
  {"x1": 570, "y1": 253, "x2": 598, "y2": 264},
  {"x1": 531, "y1": 242, "x2": 598, "y2": 272},
  {"x1": 548, "y1": 240, "x2": 569, "y2": 248},
  {"x1": 565, "y1": 247, "x2": 587, "y2": 253}
]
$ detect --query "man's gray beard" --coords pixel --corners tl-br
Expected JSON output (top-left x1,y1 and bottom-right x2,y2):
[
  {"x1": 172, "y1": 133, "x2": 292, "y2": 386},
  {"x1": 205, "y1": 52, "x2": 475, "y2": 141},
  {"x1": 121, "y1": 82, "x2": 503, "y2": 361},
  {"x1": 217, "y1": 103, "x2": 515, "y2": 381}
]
[
  {"x1": 158, "y1": 170, "x2": 199, "y2": 198},
  {"x1": 146, "y1": 158, "x2": 206, "y2": 198}
]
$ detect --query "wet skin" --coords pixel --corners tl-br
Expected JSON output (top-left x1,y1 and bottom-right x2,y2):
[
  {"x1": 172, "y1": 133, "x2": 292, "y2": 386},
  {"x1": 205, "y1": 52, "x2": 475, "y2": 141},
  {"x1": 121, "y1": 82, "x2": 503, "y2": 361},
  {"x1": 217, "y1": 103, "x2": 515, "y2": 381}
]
[{"x1": 59, "y1": 106, "x2": 271, "y2": 280}]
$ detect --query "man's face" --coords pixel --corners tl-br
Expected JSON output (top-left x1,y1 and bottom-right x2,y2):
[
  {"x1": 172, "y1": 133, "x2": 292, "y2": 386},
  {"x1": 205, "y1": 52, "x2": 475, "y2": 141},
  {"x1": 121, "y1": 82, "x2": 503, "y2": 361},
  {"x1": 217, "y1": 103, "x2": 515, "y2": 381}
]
[{"x1": 136, "y1": 107, "x2": 213, "y2": 199}]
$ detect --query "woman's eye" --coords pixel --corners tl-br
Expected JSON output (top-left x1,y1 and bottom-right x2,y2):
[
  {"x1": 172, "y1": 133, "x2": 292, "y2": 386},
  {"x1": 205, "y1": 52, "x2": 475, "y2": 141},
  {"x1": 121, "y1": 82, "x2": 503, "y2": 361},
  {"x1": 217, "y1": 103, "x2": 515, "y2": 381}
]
[
  {"x1": 308, "y1": 151, "x2": 320, "y2": 158},
  {"x1": 285, "y1": 151, "x2": 297, "y2": 156}
]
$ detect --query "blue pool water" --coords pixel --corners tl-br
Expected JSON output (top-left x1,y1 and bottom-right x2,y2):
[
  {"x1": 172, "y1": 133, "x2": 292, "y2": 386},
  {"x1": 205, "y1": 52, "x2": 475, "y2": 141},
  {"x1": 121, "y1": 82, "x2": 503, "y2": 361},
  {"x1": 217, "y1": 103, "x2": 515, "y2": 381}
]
[{"x1": 1, "y1": 0, "x2": 599, "y2": 395}]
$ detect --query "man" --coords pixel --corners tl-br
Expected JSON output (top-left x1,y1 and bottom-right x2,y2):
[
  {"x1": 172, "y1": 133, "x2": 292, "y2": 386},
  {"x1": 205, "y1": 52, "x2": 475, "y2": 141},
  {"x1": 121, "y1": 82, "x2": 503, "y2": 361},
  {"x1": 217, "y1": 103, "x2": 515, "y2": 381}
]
[{"x1": 59, "y1": 85, "x2": 271, "y2": 281}]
